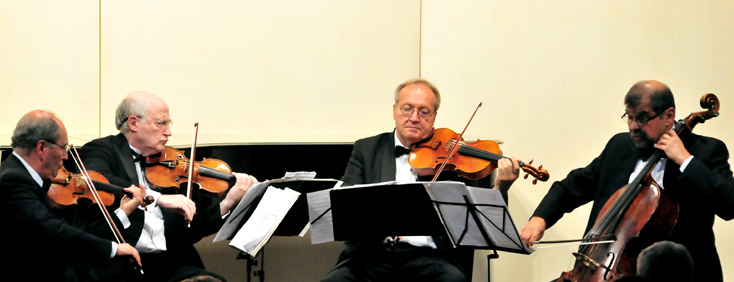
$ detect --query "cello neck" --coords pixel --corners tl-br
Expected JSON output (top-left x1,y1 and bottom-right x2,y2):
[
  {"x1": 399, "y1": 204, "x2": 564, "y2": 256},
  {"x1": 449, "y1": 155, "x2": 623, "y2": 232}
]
[{"x1": 586, "y1": 119, "x2": 686, "y2": 240}]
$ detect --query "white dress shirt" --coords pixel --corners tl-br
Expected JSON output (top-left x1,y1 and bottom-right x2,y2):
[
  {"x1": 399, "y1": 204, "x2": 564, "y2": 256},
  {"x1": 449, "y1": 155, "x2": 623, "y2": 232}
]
[
  {"x1": 112, "y1": 146, "x2": 167, "y2": 253},
  {"x1": 393, "y1": 133, "x2": 437, "y2": 249}
]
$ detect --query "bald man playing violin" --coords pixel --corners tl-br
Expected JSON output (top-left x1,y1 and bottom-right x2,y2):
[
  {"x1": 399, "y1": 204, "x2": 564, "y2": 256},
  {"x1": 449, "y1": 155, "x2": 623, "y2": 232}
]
[
  {"x1": 0, "y1": 110, "x2": 142, "y2": 281},
  {"x1": 321, "y1": 78, "x2": 522, "y2": 282},
  {"x1": 77, "y1": 91, "x2": 258, "y2": 282}
]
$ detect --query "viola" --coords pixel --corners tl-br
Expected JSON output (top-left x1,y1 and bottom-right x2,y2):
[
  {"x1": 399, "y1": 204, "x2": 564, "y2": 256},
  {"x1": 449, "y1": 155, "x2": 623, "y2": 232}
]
[
  {"x1": 49, "y1": 167, "x2": 121, "y2": 206},
  {"x1": 144, "y1": 146, "x2": 236, "y2": 194},
  {"x1": 556, "y1": 93, "x2": 720, "y2": 281},
  {"x1": 409, "y1": 128, "x2": 550, "y2": 183}
]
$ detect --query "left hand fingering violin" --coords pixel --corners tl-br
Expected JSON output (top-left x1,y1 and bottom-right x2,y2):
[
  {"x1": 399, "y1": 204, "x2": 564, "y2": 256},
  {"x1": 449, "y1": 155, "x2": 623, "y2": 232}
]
[{"x1": 409, "y1": 128, "x2": 550, "y2": 183}]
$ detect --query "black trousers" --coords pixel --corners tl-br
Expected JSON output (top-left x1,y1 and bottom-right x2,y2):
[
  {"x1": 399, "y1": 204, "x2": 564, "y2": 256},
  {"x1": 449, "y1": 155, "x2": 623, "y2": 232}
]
[{"x1": 322, "y1": 244, "x2": 467, "y2": 282}]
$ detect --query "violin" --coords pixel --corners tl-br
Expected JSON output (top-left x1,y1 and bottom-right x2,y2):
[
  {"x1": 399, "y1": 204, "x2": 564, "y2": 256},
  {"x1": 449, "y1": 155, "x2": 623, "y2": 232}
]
[
  {"x1": 49, "y1": 167, "x2": 154, "y2": 207},
  {"x1": 555, "y1": 93, "x2": 720, "y2": 281},
  {"x1": 144, "y1": 146, "x2": 236, "y2": 194},
  {"x1": 410, "y1": 128, "x2": 550, "y2": 183},
  {"x1": 48, "y1": 167, "x2": 116, "y2": 206}
]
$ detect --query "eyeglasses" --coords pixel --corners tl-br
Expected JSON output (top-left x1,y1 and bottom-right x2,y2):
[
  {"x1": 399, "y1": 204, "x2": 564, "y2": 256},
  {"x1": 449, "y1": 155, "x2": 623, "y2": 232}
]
[
  {"x1": 621, "y1": 111, "x2": 662, "y2": 126},
  {"x1": 152, "y1": 119, "x2": 173, "y2": 129},
  {"x1": 45, "y1": 141, "x2": 71, "y2": 153},
  {"x1": 125, "y1": 115, "x2": 173, "y2": 129},
  {"x1": 398, "y1": 106, "x2": 435, "y2": 120}
]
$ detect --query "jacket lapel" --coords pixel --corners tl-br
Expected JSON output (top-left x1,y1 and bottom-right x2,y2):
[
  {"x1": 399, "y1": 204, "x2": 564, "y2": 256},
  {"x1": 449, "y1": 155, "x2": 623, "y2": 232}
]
[
  {"x1": 113, "y1": 133, "x2": 141, "y2": 186},
  {"x1": 378, "y1": 133, "x2": 397, "y2": 182}
]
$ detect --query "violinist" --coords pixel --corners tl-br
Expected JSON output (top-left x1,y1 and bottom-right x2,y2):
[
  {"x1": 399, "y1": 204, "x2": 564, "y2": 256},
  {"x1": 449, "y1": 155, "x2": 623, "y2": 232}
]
[
  {"x1": 520, "y1": 80, "x2": 734, "y2": 282},
  {"x1": 78, "y1": 91, "x2": 258, "y2": 282},
  {"x1": 321, "y1": 78, "x2": 521, "y2": 282},
  {"x1": 0, "y1": 110, "x2": 141, "y2": 281}
]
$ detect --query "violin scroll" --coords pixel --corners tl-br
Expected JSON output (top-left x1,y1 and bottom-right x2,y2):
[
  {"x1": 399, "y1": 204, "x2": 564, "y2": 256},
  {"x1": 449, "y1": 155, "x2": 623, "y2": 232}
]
[{"x1": 520, "y1": 159, "x2": 550, "y2": 185}]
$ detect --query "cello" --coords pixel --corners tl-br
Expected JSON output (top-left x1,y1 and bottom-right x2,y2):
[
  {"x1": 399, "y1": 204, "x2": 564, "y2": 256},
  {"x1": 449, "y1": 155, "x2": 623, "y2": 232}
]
[{"x1": 555, "y1": 93, "x2": 720, "y2": 281}]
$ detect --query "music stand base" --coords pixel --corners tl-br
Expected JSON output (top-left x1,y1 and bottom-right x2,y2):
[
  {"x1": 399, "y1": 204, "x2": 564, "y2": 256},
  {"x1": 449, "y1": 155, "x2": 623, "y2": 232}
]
[{"x1": 487, "y1": 249, "x2": 499, "y2": 282}]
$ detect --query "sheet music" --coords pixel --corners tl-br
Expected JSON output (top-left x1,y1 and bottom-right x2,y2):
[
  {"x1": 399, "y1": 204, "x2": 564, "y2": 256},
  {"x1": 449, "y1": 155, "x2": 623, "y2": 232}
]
[
  {"x1": 214, "y1": 171, "x2": 321, "y2": 242},
  {"x1": 214, "y1": 179, "x2": 270, "y2": 242},
  {"x1": 306, "y1": 189, "x2": 334, "y2": 244},
  {"x1": 229, "y1": 186, "x2": 301, "y2": 256}
]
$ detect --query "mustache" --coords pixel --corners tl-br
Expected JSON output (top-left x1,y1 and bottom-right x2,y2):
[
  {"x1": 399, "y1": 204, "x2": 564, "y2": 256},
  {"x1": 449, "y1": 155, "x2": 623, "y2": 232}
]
[{"x1": 631, "y1": 129, "x2": 648, "y2": 139}]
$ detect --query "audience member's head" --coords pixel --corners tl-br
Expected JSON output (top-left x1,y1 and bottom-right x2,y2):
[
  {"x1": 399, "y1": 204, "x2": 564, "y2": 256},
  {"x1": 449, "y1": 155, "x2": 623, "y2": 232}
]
[{"x1": 636, "y1": 241, "x2": 693, "y2": 282}]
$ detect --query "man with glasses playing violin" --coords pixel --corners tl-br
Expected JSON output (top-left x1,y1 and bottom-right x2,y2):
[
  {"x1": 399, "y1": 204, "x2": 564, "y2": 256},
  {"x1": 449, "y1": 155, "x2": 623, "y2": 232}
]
[
  {"x1": 321, "y1": 78, "x2": 522, "y2": 282},
  {"x1": 519, "y1": 80, "x2": 734, "y2": 282},
  {"x1": 0, "y1": 110, "x2": 142, "y2": 281},
  {"x1": 76, "y1": 91, "x2": 258, "y2": 282}
]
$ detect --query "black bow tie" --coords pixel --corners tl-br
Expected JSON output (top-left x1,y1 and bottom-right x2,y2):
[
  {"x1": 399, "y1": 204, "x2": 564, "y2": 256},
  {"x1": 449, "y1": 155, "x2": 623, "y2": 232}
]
[
  {"x1": 395, "y1": 146, "x2": 410, "y2": 157},
  {"x1": 638, "y1": 148, "x2": 654, "y2": 160},
  {"x1": 133, "y1": 153, "x2": 146, "y2": 163}
]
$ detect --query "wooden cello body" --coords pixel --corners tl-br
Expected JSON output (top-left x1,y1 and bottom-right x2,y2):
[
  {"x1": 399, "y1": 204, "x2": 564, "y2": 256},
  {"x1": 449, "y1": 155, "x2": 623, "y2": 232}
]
[
  {"x1": 557, "y1": 180, "x2": 679, "y2": 281},
  {"x1": 555, "y1": 93, "x2": 719, "y2": 281}
]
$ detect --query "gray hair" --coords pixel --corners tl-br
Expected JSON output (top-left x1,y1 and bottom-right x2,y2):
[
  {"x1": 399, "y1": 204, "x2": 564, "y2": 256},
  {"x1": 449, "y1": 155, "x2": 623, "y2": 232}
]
[
  {"x1": 394, "y1": 78, "x2": 441, "y2": 111},
  {"x1": 10, "y1": 111, "x2": 60, "y2": 153},
  {"x1": 115, "y1": 95, "x2": 150, "y2": 132}
]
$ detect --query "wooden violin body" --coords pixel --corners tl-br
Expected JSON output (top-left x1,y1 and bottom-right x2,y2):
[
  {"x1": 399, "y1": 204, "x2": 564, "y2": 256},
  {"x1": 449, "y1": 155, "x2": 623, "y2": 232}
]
[
  {"x1": 409, "y1": 128, "x2": 549, "y2": 183},
  {"x1": 49, "y1": 167, "x2": 116, "y2": 206},
  {"x1": 145, "y1": 146, "x2": 236, "y2": 194}
]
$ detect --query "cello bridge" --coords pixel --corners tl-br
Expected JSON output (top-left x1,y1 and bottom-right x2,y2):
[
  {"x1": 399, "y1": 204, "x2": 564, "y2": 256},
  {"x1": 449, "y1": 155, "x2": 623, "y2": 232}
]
[{"x1": 572, "y1": 252, "x2": 601, "y2": 271}]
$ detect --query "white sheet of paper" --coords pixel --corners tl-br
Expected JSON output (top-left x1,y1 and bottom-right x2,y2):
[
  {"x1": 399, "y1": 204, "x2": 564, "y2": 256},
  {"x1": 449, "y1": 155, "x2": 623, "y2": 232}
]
[
  {"x1": 214, "y1": 171, "x2": 319, "y2": 242},
  {"x1": 306, "y1": 189, "x2": 335, "y2": 244},
  {"x1": 229, "y1": 186, "x2": 301, "y2": 256},
  {"x1": 213, "y1": 180, "x2": 270, "y2": 242}
]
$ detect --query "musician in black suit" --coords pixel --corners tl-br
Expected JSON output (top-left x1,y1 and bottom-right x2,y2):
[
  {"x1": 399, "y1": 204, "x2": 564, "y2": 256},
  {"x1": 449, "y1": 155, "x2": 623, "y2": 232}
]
[
  {"x1": 0, "y1": 110, "x2": 141, "y2": 281},
  {"x1": 520, "y1": 80, "x2": 734, "y2": 282},
  {"x1": 78, "y1": 91, "x2": 258, "y2": 282},
  {"x1": 321, "y1": 78, "x2": 521, "y2": 282}
]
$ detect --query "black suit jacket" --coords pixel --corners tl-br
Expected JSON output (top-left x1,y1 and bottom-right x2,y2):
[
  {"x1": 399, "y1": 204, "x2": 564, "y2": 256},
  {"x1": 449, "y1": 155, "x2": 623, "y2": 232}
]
[
  {"x1": 533, "y1": 132, "x2": 734, "y2": 282},
  {"x1": 337, "y1": 131, "x2": 490, "y2": 278},
  {"x1": 79, "y1": 133, "x2": 225, "y2": 269},
  {"x1": 0, "y1": 154, "x2": 112, "y2": 281}
]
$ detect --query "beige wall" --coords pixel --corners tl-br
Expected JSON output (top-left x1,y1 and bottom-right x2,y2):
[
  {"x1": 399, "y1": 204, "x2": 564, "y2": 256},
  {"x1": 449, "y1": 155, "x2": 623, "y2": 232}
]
[{"x1": 2, "y1": 1, "x2": 733, "y2": 281}]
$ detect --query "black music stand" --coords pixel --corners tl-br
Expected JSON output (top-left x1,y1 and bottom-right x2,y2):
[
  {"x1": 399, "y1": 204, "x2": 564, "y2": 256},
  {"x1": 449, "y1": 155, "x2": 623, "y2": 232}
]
[
  {"x1": 309, "y1": 181, "x2": 531, "y2": 281},
  {"x1": 216, "y1": 177, "x2": 340, "y2": 281}
]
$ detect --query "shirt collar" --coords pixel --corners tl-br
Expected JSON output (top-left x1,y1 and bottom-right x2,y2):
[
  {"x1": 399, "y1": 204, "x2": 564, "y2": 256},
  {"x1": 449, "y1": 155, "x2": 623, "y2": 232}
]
[
  {"x1": 393, "y1": 130, "x2": 409, "y2": 150},
  {"x1": 12, "y1": 151, "x2": 44, "y2": 187}
]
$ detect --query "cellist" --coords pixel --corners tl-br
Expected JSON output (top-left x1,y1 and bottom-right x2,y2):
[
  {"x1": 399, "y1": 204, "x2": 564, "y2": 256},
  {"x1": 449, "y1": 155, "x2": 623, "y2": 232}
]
[
  {"x1": 77, "y1": 91, "x2": 258, "y2": 281},
  {"x1": 520, "y1": 80, "x2": 734, "y2": 281}
]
